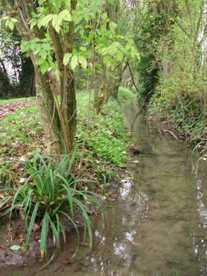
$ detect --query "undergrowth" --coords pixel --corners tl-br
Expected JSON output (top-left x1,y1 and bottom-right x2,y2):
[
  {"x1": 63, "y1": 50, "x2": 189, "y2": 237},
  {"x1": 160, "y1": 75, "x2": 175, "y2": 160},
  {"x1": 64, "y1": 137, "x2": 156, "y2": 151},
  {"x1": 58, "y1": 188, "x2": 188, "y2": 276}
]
[
  {"x1": 118, "y1": 87, "x2": 136, "y2": 102},
  {"x1": 149, "y1": 93, "x2": 207, "y2": 150},
  {"x1": 0, "y1": 153, "x2": 98, "y2": 256},
  {"x1": 0, "y1": 90, "x2": 129, "y2": 255},
  {"x1": 0, "y1": 106, "x2": 41, "y2": 147},
  {"x1": 0, "y1": 105, "x2": 43, "y2": 187},
  {"x1": 0, "y1": 91, "x2": 129, "y2": 187},
  {"x1": 77, "y1": 92, "x2": 128, "y2": 166}
]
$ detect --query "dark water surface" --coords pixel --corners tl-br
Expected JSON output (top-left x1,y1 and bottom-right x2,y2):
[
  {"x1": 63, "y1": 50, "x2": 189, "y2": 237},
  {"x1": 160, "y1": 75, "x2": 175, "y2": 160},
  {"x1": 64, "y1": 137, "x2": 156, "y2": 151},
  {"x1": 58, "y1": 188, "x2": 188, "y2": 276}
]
[{"x1": 2, "y1": 102, "x2": 207, "y2": 276}]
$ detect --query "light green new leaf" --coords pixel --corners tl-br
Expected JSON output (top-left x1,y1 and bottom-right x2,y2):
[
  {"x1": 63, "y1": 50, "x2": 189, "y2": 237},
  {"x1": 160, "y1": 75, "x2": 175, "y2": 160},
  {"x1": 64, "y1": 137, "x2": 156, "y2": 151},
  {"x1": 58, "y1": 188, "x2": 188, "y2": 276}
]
[
  {"x1": 38, "y1": 14, "x2": 53, "y2": 28},
  {"x1": 79, "y1": 56, "x2": 87, "y2": 69},
  {"x1": 71, "y1": 55, "x2": 79, "y2": 70},
  {"x1": 49, "y1": 10, "x2": 72, "y2": 33},
  {"x1": 52, "y1": 14, "x2": 63, "y2": 33},
  {"x1": 63, "y1": 53, "x2": 72, "y2": 65},
  {"x1": 59, "y1": 10, "x2": 72, "y2": 22},
  {"x1": 2, "y1": 16, "x2": 18, "y2": 31}
]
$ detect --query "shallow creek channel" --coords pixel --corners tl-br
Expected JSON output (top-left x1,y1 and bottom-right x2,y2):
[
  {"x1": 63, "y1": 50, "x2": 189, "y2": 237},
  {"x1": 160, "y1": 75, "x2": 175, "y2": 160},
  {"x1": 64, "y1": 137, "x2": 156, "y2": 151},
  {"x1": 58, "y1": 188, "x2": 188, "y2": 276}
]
[{"x1": 2, "y1": 102, "x2": 207, "y2": 276}]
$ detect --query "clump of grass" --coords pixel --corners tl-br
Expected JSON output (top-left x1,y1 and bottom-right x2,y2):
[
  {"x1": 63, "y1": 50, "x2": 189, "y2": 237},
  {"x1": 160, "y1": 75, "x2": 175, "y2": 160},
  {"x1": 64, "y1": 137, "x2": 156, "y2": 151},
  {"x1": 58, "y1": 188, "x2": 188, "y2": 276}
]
[{"x1": 0, "y1": 153, "x2": 99, "y2": 256}]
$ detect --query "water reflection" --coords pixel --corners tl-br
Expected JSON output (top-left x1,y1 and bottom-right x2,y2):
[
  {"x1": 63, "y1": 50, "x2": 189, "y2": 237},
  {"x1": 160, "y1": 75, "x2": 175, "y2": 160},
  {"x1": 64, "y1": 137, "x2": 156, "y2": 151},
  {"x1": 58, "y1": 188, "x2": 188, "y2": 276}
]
[
  {"x1": 192, "y1": 158, "x2": 207, "y2": 275},
  {"x1": 120, "y1": 179, "x2": 133, "y2": 200},
  {"x1": 79, "y1": 178, "x2": 149, "y2": 275},
  {"x1": 195, "y1": 176, "x2": 207, "y2": 228}
]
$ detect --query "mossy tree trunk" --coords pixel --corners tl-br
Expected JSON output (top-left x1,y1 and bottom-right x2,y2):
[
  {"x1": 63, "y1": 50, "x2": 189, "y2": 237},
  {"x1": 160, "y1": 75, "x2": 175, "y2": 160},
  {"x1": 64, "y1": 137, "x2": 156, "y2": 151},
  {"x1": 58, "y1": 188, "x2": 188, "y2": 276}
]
[{"x1": 135, "y1": 0, "x2": 178, "y2": 106}]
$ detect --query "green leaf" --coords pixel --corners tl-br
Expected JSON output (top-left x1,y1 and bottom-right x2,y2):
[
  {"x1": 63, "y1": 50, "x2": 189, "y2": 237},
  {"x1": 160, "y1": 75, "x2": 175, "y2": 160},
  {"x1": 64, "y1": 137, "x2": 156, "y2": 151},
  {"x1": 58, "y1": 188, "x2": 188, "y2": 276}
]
[
  {"x1": 52, "y1": 15, "x2": 62, "y2": 33},
  {"x1": 38, "y1": 14, "x2": 53, "y2": 28},
  {"x1": 3, "y1": 17, "x2": 18, "y2": 31},
  {"x1": 40, "y1": 212, "x2": 49, "y2": 257},
  {"x1": 70, "y1": 55, "x2": 79, "y2": 70},
  {"x1": 63, "y1": 53, "x2": 72, "y2": 66},
  {"x1": 59, "y1": 10, "x2": 72, "y2": 22},
  {"x1": 79, "y1": 56, "x2": 87, "y2": 69},
  {"x1": 26, "y1": 202, "x2": 39, "y2": 246}
]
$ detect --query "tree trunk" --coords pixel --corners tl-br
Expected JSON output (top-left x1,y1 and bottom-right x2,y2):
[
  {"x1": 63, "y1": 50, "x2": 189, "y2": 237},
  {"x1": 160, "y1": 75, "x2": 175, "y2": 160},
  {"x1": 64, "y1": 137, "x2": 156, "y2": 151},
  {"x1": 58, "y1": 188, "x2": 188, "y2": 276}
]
[
  {"x1": 110, "y1": 65, "x2": 123, "y2": 99},
  {"x1": 33, "y1": 59, "x2": 76, "y2": 154},
  {"x1": 94, "y1": 69, "x2": 109, "y2": 114},
  {"x1": 0, "y1": 0, "x2": 78, "y2": 155}
]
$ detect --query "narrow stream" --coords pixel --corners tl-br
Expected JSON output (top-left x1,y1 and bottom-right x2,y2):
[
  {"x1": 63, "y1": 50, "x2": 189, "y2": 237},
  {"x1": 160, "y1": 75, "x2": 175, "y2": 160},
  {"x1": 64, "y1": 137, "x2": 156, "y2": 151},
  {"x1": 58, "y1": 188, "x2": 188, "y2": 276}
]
[{"x1": 2, "y1": 102, "x2": 207, "y2": 276}]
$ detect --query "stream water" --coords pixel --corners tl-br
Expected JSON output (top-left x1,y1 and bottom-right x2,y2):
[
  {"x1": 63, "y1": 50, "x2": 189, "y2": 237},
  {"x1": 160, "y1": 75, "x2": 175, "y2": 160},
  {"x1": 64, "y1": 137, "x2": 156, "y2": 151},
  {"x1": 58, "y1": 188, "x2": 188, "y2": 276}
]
[{"x1": 2, "y1": 102, "x2": 207, "y2": 276}]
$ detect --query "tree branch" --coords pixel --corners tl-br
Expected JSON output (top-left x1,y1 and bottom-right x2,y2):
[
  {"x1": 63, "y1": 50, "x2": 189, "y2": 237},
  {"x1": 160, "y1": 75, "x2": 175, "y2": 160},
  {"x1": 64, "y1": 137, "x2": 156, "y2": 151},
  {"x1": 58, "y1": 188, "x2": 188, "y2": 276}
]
[{"x1": 127, "y1": 61, "x2": 139, "y2": 92}]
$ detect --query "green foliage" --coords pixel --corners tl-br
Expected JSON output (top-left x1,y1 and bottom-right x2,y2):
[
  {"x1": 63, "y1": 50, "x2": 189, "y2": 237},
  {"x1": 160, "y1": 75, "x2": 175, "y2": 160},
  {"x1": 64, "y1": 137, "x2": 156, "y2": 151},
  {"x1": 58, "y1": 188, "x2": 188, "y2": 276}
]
[
  {"x1": 148, "y1": 0, "x2": 207, "y2": 148},
  {"x1": 21, "y1": 38, "x2": 54, "y2": 74},
  {"x1": 118, "y1": 87, "x2": 136, "y2": 102},
  {"x1": 0, "y1": 16, "x2": 18, "y2": 31},
  {"x1": 35, "y1": 10, "x2": 72, "y2": 32},
  {"x1": 0, "y1": 103, "x2": 42, "y2": 186},
  {"x1": 77, "y1": 93, "x2": 128, "y2": 165},
  {"x1": 0, "y1": 0, "x2": 139, "y2": 153},
  {"x1": 0, "y1": 91, "x2": 129, "y2": 256},
  {"x1": 1, "y1": 153, "x2": 98, "y2": 256},
  {"x1": 135, "y1": 0, "x2": 177, "y2": 105},
  {"x1": 0, "y1": 92, "x2": 129, "y2": 188},
  {"x1": 0, "y1": 106, "x2": 41, "y2": 146},
  {"x1": 0, "y1": 160, "x2": 15, "y2": 188},
  {"x1": 97, "y1": 38, "x2": 139, "y2": 70},
  {"x1": 17, "y1": 0, "x2": 138, "y2": 76},
  {"x1": 63, "y1": 53, "x2": 87, "y2": 70}
]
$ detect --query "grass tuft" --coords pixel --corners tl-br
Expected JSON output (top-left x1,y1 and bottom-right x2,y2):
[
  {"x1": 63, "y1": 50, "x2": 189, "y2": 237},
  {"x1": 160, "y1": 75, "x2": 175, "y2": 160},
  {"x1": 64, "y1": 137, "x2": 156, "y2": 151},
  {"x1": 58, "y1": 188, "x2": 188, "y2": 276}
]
[{"x1": 1, "y1": 153, "x2": 99, "y2": 256}]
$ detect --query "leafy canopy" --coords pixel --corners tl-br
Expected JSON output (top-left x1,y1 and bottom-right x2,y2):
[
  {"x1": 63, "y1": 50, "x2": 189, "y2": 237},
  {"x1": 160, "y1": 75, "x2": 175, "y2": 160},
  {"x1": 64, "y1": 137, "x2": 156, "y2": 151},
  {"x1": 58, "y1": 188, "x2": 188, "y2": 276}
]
[{"x1": 1, "y1": 0, "x2": 139, "y2": 75}]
